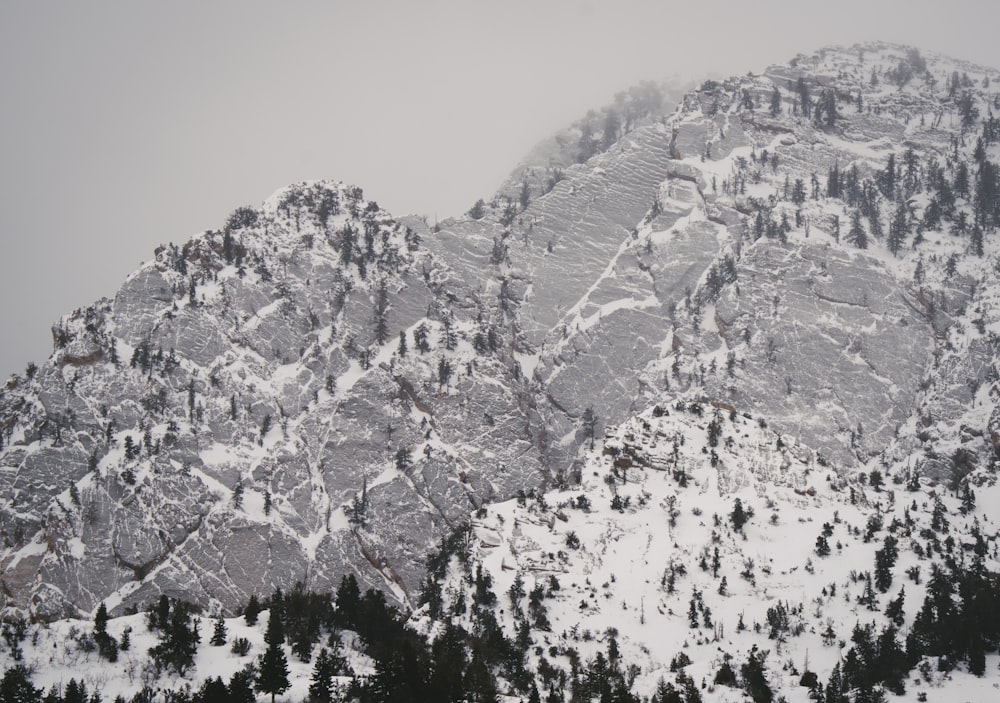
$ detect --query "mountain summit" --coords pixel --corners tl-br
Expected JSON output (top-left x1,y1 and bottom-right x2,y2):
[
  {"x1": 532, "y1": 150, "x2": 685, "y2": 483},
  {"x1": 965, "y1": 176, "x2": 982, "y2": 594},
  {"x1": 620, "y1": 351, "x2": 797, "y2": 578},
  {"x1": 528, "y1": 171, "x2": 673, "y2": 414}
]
[{"x1": 1, "y1": 41, "x2": 999, "y2": 639}]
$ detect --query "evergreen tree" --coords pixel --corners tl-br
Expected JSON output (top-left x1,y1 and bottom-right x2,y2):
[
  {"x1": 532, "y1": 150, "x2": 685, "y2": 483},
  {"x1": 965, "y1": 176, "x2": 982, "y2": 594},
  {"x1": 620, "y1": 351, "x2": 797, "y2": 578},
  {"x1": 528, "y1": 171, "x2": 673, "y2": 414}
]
[
  {"x1": 859, "y1": 574, "x2": 879, "y2": 610},
  {"x1": 879, "y1": 153, "x2": 897, "y2": 199},
  {"x1": 714, "y1": 659, "x2": 738, "y2": 687},
  {"x1": 229, "y1": 666, "x2": 257, "y2": 703},
  {"x1": 373, "y1": 279, "x2": 390, "y2": 345},
  {"x1": 730, "y1": 498, "x2": 749, "y2": 532},
  {"x1": 210, "y1": 613, "x2": 228, "y2": 646},
  {"x1": 791, "y1": 178, "x2": 807, "y2": 205},
  {"x1": 244, "y1": 594, "x2": 263, "y2": 626},
  {"x1": 414, "y1": 322, "x2": 431, "y2": 353},
  {"x1": 815, "y1": 534, "x2": 832, "y2": 557},
  {"x1": 874, "y1": 536, "x2": 899, "y2": 593},
  {"x1": 796, "y1": 76, "x2": 811, "y2": 118},
  {"x1": 581, "y1": 407, "x2": 598, "y2": 451},
  {"x1": 441, "y1": 314, "x2": 458, "y2": 350},
  {"x1": 468, "y1": 199, "x2": 486, "y2": 220},
  {"x1": 740, "y1": 646, "x2": 773, "y2": 703},
  {"x1": 954, "y1": 161, "x2": 971, "y2": 197},
  {"x1": 825, "y1": 662, "x2": 848, "y2": 703},
  {"x1": 93, "y1": 601, "x2": 118, "y2": 662},
  {"x1": 148, "y1": 600, "x2": 201, "y2": 676},
  {"x1": 847, "y1": 210, "x2": 868, "y2": 249},
  {"x1": 888, "y1": 201, "x2": 909, "y2": 255},
  {"x1": 769, "y1": 87, "x2": 781, "y2": 117},
  {"x1": 62, "y1": 679, "x2": 88, "y2": 703},
  {"x1": 875, "y1": 625, "x2": 908, "y2": 693},
  {"x1": 971, "y1": 224, "x2": 984, "y2": 257},
  {"x1": 464, "y1": 649, "x2": 500, "y2": 703},
  {"x1": 94, "y1": 601, "x2": 109, "y2": 635},
  {"x1": 257, "y1": 609, "x2": 291, "y2": 703},
  {"x1": 193, "y1": 677, "x2": 229, "y2": 703},
  {"x1": 821, "y1": 88, "x2": 838, "y2": 128},
  {"x1": 308, "y1": 648, "x2": 339, "y2": 703},
  {"x1": 885, "y1": 588, "x2": 905, "y2": 626},
  {"x1": 335, "y1": 574, "x2": 362, "y2": 627},
  {"x1": 827, "y1": 164, "x2": 841, "y2": 198},
  {"x1": 428, "y1": 622, "x2": 468, "y2": 702},
  {"x1": 0, "y1": 665, "x2": 41, "y2": 703}
]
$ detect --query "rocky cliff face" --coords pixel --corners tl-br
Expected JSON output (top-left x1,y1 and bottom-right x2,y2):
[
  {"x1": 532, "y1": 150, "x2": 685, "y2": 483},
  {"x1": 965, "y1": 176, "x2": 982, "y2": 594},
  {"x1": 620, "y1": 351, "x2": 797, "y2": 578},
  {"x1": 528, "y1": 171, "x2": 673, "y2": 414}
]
[{"x1": 2, "y1": 42, "x2": 999, "y2": 621}]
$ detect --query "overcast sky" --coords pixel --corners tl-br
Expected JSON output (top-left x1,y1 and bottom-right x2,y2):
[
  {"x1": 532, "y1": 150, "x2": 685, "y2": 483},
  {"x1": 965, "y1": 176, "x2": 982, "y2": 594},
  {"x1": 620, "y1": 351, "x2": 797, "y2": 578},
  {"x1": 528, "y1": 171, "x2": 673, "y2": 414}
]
[{"x1": 2, "y1": 0, "x2": 999, "y2": 378}]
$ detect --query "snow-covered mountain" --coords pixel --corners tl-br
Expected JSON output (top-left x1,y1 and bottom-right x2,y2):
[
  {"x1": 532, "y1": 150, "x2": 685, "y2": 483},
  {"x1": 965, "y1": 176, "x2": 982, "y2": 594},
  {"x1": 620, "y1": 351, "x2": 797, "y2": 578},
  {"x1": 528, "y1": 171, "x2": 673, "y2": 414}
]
[{"x1": 3, "y1": 40, "x2": 1000, "y2": 701}]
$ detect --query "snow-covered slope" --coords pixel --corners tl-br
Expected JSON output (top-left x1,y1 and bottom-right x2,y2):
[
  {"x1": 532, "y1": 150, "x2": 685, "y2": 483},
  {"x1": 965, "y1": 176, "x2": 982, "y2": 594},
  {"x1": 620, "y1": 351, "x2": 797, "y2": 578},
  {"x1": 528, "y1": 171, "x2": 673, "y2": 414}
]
[{"x1": 429, "y1": 403, "x2": 1000, "y2": 701}]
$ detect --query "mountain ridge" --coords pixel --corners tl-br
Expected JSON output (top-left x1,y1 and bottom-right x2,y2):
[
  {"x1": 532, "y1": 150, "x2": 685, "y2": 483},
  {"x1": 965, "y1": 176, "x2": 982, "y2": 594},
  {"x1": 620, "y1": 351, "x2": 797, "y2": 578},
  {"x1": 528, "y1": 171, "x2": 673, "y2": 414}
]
[{"x1": 1, "y1": 40, "x2": 999, "y2": 632}]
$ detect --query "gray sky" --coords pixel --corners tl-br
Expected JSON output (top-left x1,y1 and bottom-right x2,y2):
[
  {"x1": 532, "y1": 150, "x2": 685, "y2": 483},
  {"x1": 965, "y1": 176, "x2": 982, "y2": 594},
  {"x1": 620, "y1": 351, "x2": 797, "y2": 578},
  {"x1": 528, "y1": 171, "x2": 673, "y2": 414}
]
[{"x1": 2, "y1": 0, "x2": 999, "y2": 378}]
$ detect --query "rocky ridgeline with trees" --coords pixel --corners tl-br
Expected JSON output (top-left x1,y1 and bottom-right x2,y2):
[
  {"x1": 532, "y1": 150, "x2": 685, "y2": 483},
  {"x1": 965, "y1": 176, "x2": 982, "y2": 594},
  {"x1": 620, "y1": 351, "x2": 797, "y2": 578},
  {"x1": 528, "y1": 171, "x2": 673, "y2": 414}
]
[{"x1": 4, "y1": 40, "x2": 1000, "y2": 700}]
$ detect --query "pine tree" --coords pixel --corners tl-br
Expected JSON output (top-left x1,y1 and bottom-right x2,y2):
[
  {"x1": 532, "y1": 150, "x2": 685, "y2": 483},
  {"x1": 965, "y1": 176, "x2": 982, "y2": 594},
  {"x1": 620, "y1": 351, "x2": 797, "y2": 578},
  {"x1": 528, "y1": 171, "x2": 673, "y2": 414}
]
[
  {"x1": 394, "y1": 447, "x2": 412, "y2": 472},
  {"x1": 257, "y1": 609, "x2": 291, "y2": 703},
  {"x1": 730, "y1": 498, "x2": 749, "y2": 532},
  {"x1": 858, "y1": 574, "x2": 878, "y2": 610},
  {"x1": 874, "y1": 535, "x2": 899, "y2": 593},
  {"x1": 308, "y1": 648, "x2": 339, "y2": 702},
  {"x1": 796, "y1": 76, "x2": 811, "y2": 118},
  {"x1": 211, "y1": 613, "x2": 228, "y2": 646},
  {"x1": 468, "y1": 198, "x2": 486, "y2": 220},
  {"x1": 0, "y1": 665, "x2": 41, "y2": 703},
  {"x1": 847, "y1": 210, "x2": 868, "y2": 249},
  {"x1": 428, "y1": 622, "x2": 467, "y2": 701},
  {"x1": 94, "y1": 602, "x2": 109, "y2": 635},
  {"x1": 335, "y1": 574, "x2": 361, "y2": 627},
  {"x1": 815, "y1": 534, "x2": 831, "y2": 557},
  {"x1": 232, "y1": 479, "x2": 245, "y2": 509},
  {"x1": 769, "y1": 87, "x2": 781, "y2": 117},
  {"x1": 148, "y1": 600, "x2": 201, "y2": 676},
  {"x1": 244, "y1": 594, "x2": 262, "y2": 625},
  {"x1": 888, "y1": 201, "x2": 909, "y2": 256},
  {"x1": 885, "y1": 588, "x2": 905, "y2": 626},
  {"x1": 822, "y1": 88, "x2": 838, "y2": 128},
  {"x1": 414, "y1": 322, "x2": 431, "y2": 353},
  {"x1": 740, "y1": 646, "x2": 773, "y2": 703},
  {"x1": 581, "y1": 407, "x2": 598, "y2": 451},
  {"x1": 441, "y1": 314, "x2": 458, "y2": 350},
  {"x1": 791, "y1": 178, "x2": 806, "y2": 205},
  {"x1": 971, "y1": 224, "x2": 984, "y2": 257},
  {"x1": 93, "y1": 601, "x2": 118, "y2": 662},
  {"x1": 373, "y1": 279, "x2": 390, "y2": 345}
]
